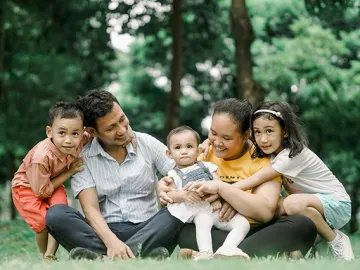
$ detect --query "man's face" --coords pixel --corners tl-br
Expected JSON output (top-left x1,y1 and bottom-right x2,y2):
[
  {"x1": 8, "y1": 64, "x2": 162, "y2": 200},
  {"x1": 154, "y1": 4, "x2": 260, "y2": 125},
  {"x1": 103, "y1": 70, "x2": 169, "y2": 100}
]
[{"x1": 93, "y1": 102, "x2": 131, "y2": 148}]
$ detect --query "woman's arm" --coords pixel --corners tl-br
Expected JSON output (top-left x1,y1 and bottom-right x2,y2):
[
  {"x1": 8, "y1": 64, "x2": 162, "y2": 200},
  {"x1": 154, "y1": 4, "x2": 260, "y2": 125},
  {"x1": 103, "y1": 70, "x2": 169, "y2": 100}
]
[
  {"x1": 232, "y1": 165, "x2": 281, "y2": 191},
  {"x1": 218, "y1": 180, "x2": 281, "y2": 223},
  {"x1": 185, "y1": 179, "x2": 281, "y2": 223}
]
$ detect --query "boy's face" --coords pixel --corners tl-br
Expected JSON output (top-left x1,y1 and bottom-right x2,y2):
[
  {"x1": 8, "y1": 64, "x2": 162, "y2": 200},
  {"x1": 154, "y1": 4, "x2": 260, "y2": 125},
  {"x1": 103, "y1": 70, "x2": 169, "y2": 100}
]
[
  {"x1": 167, "y1": 130, "x2": 199, "y2": 169},
  {"x1": 46, "y1": 116, "x2": 84, "y2": 155}
]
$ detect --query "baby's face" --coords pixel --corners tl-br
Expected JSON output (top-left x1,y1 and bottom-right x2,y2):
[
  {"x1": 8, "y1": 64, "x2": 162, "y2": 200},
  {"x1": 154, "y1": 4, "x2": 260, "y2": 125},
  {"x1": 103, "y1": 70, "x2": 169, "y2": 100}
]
[
  {"x1": 168, "y1": 130, "x2": 199, "y2": 169},
  {"x1": 47, "y1": 116, "x2": 84, "y2": 155}
]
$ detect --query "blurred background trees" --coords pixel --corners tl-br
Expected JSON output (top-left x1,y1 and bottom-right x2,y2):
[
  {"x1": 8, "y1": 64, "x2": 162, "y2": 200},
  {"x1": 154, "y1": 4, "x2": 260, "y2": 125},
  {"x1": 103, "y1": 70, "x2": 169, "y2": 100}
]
[{"x1": 0, "y1": 0, "x2": 359, "y2": 232}]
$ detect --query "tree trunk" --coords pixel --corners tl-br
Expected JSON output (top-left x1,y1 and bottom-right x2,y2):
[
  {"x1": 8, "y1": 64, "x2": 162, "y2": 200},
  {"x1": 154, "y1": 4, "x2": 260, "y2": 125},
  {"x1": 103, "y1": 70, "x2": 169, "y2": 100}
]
[
  {"x1": 165, "y1": 0, "x2": 182, "y2": 137},
  {"x1": 8, "y1": 151, "x2": 17, "y2": 220},
  {"x1": 0, "y1": 0, "x2": 5, "y2": 101},
  {"x1": 230, "y1": 0, "x2": 263, "y2": 106},
  {"x1": 349, "y1": 185, "x2": 358, "y2": 234}
]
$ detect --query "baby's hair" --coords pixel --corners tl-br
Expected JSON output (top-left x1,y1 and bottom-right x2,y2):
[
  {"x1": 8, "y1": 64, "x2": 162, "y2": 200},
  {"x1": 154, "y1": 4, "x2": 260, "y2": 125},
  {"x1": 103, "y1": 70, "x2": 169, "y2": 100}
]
[
  {"x1": 251, "y1": 101, "x2": 308, "y2": 158},
  {"x1": 212, "y1": 98, "x2": 252, "y2": 134},
  {"x1": 48, "y1": 101, "x2": 84, "y2": 126},
  {"x1": 77, "y1": 90, "x2": 120, "y2": 129},
  {"x1": 167, "y1": 125, "x2": 201, "y2": 148}
]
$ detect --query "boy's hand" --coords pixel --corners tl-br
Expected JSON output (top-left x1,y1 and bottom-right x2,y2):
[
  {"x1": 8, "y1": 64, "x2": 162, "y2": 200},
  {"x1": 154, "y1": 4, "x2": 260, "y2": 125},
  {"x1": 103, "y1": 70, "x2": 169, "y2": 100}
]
[
  {"x1": 68, "y1": 157, "x2": 85, "y2": 175},
  {"x1": 183, "y1": 191, "x2": 202, "y2": 204},
  {"x1": 121, "y1": 125, "x2": 137, "y2": 149},
  {"x1": 211, "y1": 199, "x2": 222, "y2": 212}
]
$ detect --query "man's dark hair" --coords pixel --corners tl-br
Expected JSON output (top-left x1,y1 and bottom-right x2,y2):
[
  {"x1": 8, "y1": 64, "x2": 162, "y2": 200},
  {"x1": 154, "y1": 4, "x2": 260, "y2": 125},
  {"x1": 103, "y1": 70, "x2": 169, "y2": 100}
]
[
  {"x1": 48, "y1": 101, "x2": 84, "y2": 126},
  {"x1": 166, "y1": 125, "x2": 201, "y2": 148},
  {"x1": 77, "y1": 90, "x2": 120, "y2": 128}
]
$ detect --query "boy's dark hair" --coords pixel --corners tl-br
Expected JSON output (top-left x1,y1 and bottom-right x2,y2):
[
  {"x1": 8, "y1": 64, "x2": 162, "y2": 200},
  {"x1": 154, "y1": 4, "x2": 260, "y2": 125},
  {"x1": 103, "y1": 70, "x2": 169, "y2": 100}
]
[
  {"x1": 251, "y1": 101, "x2": 308, "y2": 159},
  {"x1": 77, "y1": 90, "x2": 120, "y2": 128},
  {"x1": 167, "y1": 126, "x2": 201, "y2": 148},
  {"x1": 48, "y1": 101, "x2": 84, "y2": 126},
  {"x1": 212, "y1": 98, "x2": 253, "y2": 134}
]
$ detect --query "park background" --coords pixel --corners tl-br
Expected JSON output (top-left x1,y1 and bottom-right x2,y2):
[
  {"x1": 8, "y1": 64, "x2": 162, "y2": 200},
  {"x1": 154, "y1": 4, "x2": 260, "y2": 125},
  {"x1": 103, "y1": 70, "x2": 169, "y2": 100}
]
[{"x1": 0, "y1": 0, "x2": 359, "y2": 268}]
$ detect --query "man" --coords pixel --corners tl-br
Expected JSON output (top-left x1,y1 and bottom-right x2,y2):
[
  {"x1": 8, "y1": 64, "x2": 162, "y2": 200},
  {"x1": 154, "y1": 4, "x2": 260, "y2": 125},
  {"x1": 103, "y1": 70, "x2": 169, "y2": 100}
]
[{"x1": 46, "y1": 90, "x2": 184, "y2": 260}]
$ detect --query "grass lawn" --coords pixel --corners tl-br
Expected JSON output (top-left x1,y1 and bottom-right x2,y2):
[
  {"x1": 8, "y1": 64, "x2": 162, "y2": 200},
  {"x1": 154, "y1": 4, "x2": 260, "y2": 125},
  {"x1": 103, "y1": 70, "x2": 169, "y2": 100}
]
[{"x1": 1, "y1": 219, "x2": 360, "y2": 270}]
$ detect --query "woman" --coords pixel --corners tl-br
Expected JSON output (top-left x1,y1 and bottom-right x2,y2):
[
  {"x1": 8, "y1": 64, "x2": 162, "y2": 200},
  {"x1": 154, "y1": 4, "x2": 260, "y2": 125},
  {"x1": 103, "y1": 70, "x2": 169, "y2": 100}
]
[{"x1": 159, "y1": 98, "x2": 317, "y2": 258}]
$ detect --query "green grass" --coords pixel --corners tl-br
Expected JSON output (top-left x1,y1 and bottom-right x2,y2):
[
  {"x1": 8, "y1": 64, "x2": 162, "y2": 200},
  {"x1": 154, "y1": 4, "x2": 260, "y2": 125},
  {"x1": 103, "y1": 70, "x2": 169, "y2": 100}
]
[{"x1": 1, "y1": 219, "x2": 360, "y2": 270}]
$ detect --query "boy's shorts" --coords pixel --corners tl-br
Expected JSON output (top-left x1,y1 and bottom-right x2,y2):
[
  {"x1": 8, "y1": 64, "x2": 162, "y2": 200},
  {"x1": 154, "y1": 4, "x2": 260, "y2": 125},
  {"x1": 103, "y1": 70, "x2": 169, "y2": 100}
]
[
  {"x1": 12, "y1": 185, "x2": 68, "y2": 232},
  {"x1": 314, "y1": 193, "x2": 351, "y2": 230}
]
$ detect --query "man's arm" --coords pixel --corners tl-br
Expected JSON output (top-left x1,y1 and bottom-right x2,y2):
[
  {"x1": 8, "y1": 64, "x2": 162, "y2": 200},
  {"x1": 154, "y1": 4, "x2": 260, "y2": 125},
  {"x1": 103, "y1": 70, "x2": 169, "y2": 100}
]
[{"x1": 78, "y1": 188, "x2": 135, "y2": 259}]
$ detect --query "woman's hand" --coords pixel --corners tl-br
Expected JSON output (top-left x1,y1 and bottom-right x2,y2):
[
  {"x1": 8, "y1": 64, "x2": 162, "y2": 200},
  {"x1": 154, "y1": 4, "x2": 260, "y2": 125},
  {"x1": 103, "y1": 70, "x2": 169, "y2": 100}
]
[
  {"x1": 219, "y1": 202, "x2": 237, "y2": 222},
  {"x1": 183, "y1": 181, "x2": 222, "y2": 196},
  {"x1": 198, "y1": 139, "x2": 211, "y2": 160}
]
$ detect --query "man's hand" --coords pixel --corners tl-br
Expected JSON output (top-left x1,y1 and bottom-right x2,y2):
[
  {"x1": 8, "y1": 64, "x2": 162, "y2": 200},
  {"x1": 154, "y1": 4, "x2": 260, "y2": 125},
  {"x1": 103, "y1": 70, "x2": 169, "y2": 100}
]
[
  {"x1": 106, "y1": 238, "x2": 135, "y2": 260},
  {"x1": 219, "y1": 202, "x2": 237, "y2": 222},
  {"x1": 158, "y1": 176, "x2": 177, "y2": 205},
  {"x1": 211, "y1": 199, "x2": 222, "y2": 212},
  {"x1": 68, "y1": 157, "x2": 85, "y2": 176},
  {"x1": 183, "y1": 191, "x2": 202, "y2": 204}
]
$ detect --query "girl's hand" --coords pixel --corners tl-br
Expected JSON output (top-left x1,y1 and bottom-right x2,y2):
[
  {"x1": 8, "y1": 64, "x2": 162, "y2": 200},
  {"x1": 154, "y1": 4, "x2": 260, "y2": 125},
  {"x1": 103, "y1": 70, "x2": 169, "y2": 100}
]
[
  {"x1": 68, "y1": 157, "x2": 85, "y2": 175},
  {"x1": 183, "y1": 181, "x2": 221, "y2": 196},
  {"x1": 183, "y1": 191, "x2": 202, "y2": 204},
  {"x1": 198, "y1": 139, "x2": 211, "y2": 160},
  {"x1": 219, "y1": 202, "x2": 237, "y2": 222}
]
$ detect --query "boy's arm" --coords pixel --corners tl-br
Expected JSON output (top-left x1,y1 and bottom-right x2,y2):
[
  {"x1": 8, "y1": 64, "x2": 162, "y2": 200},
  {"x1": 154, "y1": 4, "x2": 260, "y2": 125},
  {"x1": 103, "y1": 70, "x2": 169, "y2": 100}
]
[
  {"x1": 232, "y1": 165, "x2": 281, "y2": 191},
  {"x1": 26, "y1": 158, "x2": 85, "y2": 199},
  {"x1": 51, "y1": 157, "x2": 85, "y2": 189}
]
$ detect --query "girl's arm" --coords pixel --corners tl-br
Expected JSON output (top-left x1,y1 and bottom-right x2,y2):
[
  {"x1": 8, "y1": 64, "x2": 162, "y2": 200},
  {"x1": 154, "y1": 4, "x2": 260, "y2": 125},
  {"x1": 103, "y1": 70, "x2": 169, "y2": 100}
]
[{"x1": 232, "y1": 165, "x2": 281, "y2": 191}]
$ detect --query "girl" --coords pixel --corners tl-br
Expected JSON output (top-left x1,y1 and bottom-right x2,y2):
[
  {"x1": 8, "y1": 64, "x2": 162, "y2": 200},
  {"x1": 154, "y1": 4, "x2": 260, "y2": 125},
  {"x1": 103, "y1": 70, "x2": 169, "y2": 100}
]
[{"x1": 236, "y1": 100, "x2": 353, "y2": 260}]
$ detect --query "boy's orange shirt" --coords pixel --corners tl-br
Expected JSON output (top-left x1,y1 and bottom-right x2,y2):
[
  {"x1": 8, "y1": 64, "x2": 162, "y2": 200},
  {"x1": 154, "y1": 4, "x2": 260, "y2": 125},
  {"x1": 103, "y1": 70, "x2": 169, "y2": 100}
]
[{"x1": 12, "y1": 135, "x2": 90, "y2": 199}]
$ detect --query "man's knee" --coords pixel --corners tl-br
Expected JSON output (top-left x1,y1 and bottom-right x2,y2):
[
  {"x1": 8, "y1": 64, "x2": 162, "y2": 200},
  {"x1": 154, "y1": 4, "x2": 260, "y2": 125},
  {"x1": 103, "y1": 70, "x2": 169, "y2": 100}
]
[{"x1": 46, "y1": 204, "x2": 70, "y2": 228}]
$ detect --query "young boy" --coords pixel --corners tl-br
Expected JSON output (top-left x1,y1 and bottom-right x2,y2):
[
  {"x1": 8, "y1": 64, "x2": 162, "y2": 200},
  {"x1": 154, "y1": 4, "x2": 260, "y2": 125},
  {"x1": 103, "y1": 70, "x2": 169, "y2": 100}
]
[
  {"x1": 164, "y1": 126, "x2": 250, "y2": 260},
  {"x1": 12, "y1": 102, "x2": 89, "y2": 260}
]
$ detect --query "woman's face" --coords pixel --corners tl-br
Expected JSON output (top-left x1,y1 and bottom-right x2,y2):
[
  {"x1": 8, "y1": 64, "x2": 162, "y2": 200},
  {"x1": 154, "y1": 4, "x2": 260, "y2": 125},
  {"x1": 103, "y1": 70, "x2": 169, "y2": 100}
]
[{"x1": 208, "y1": 113, "x2": 248, "y2": 161}]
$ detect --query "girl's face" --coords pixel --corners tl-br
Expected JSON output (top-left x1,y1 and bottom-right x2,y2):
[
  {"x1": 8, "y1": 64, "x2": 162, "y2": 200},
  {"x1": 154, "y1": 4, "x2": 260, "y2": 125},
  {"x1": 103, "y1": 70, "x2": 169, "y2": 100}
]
[
  {"x1": 167, "y1": 130, "x2": 199, "y2": 169},
  {"x1": 208, "y1": 113, "x2": 248, "y2": 161},
  {"x1": 253, "y1": 116, "x2": 286, "y2": 155}
]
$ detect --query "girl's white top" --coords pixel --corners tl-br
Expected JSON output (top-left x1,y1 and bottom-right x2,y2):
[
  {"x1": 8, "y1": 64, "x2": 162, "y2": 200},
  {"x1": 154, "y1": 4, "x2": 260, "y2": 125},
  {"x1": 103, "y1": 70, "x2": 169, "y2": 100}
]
[
  {"x1": 167, "y1": 162, "x2": 218, "y2": 222},
  {"x1": 271, "y1": 147, "x2": 350, "y2": 202}
]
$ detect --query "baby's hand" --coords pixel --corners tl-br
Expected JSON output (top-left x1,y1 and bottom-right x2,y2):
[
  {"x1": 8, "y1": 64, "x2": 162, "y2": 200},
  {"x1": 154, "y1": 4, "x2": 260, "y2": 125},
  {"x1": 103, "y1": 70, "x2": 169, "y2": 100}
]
[
  {"x1": 211, "y1": 199, "x2": 222, "y2": 212},
  {"x1": 68, "y1": 157, "x2": 85, "y2": 175},
  {"x1": 184, "y1": 191, "x2": 202, "y2": 204}
]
